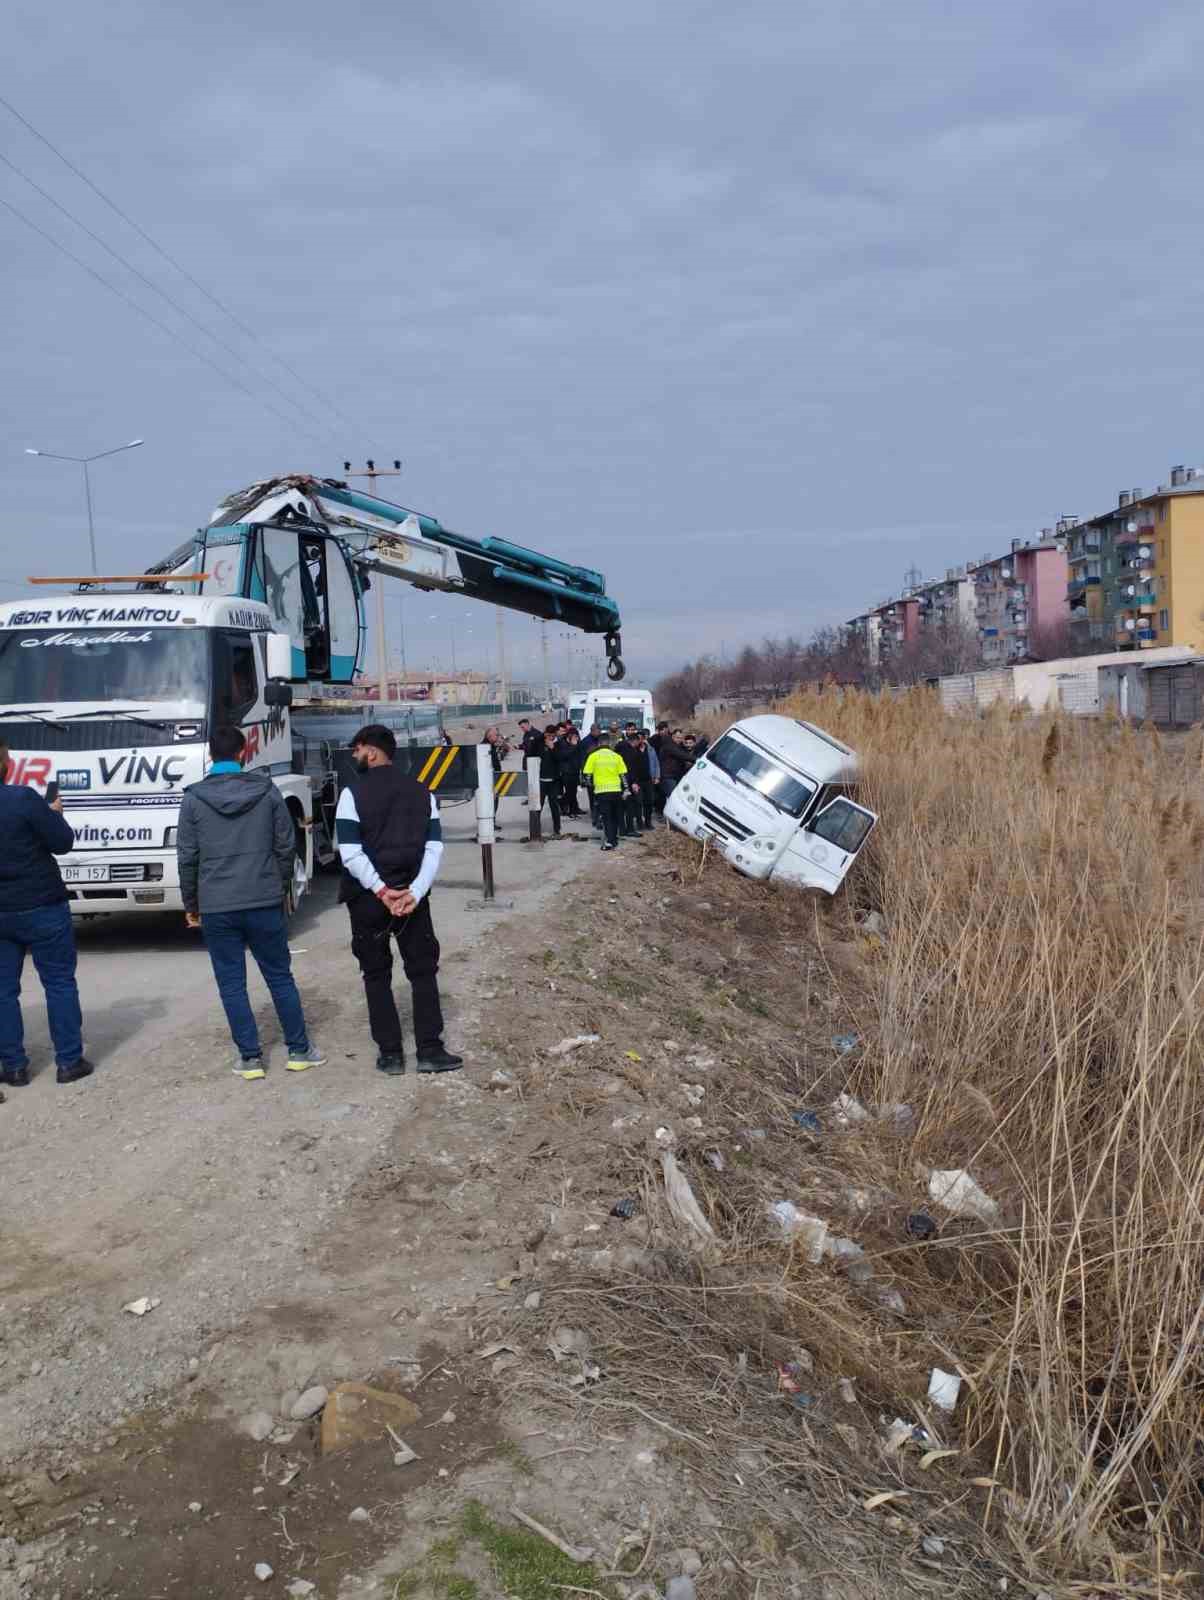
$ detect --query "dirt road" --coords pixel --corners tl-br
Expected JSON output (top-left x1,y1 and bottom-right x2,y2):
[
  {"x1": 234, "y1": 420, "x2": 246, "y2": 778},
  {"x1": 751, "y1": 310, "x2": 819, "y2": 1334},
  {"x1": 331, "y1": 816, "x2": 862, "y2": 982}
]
[{"x1": 1, "y1": 788, "x2": 582, "y2": 1468}]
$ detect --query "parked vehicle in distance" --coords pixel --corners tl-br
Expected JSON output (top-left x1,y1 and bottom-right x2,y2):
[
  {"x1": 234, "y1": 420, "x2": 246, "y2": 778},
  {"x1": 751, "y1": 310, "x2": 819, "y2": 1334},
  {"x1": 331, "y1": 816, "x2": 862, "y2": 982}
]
[
  {"x1": 664, "y1": 713, "x2": 877, "y2": 893},
  {"x1": 568, "y1": 688, "x2": 654, "y2": 732}
]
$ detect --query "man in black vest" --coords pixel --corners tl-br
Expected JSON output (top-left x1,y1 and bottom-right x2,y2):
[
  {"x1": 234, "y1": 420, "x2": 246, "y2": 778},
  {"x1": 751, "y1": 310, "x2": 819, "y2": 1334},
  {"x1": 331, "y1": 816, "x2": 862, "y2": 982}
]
[{"x1": 335, "y1": 725, "x2": 462, "y2": 1076}]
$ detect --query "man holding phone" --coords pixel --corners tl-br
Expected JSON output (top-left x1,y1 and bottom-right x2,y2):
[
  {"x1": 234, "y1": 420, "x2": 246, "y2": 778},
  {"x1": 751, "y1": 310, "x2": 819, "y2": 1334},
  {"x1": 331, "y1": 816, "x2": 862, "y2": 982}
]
[{"x1": 0, "y1": 742, "x2": 93, "y2": 1087}]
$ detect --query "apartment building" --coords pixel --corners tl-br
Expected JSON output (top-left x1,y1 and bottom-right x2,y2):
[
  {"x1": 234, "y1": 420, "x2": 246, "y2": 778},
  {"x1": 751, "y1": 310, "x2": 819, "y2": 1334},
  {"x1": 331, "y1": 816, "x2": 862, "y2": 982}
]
[
  {"x1": 848, "y1": 570, "x2": 975, "y2": 671},
  {"x1": 1066, "y1": 511, "x2": 1112, "y2": 648},
  {"x1": 1107, "y1": 468, "x2": 1204, "y2": 651},
  {"x1": 1062, "y1": 468, "x2": 1204, "y2": 652},
  {"x1": 846, "y1": 594, "x2": 920, "y2": 669},
  {"x1": 968, "y1": 535, "x2": 1069, "y2": 663},
  {"x1": 913, "y1": 569, "x2": 976, "y2": 634}
]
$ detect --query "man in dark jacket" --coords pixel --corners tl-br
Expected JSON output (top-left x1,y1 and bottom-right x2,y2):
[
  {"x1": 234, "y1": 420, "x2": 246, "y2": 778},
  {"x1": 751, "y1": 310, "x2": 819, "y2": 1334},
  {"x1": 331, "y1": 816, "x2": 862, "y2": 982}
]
[
  {"x1": 517, "y1": 719, "x2": 544, "y2": 760},
  {"x1": 650, "y1": 722, "x2": 672, "y2": 814},
  {"x1": 614, "y1": 730, "x2": 646, "y2": 838},
  {"x1": 577, "y1": 723, "x2": 602, "y2": 829},
  {"x1": 177, "y1": 726, "x2": 321, "y2": 1081},
  {"x1": 556, "y1": 728, "x2": 582, "y2": 817},
  {"x1": 632, "y1": 731, "x2": 657, "y2": 830},
  {"x1": 0, "y1": 741, "x2": 92, "y2": 1087},
  {"x1": 657, "y1": 731, "x2": 694, "y2": 801},
  {"x1": 335, "y1": 724, "x2": 461, "y2": 1077},
  {"x1": 483, "y1": 727, "x2": 510, "y2": 830},
  {"x1": 538, "y1": 725, "x2": 563, "y2": 837}
]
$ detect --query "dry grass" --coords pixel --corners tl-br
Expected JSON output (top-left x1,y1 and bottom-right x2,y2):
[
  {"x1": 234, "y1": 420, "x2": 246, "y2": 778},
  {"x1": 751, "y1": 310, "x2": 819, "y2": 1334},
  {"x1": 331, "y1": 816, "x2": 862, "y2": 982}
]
[
  {"x1": 475, "y1": 701, "x2": 1202, "y2": 1594},
  {"x1": 767, "y1": 688, "x2": 1204, "y2": 1582}
]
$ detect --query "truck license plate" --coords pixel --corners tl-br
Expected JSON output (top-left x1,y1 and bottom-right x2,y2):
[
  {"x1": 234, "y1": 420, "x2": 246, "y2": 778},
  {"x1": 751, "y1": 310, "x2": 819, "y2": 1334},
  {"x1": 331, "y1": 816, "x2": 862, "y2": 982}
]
[{"x1": 63, "y1": 865, "x2": 110, "y2": 883}]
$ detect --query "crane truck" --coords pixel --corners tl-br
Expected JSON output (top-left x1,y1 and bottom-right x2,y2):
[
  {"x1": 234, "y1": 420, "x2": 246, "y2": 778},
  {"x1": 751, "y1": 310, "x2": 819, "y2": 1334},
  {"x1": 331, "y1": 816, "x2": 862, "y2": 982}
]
[{"x1": 0, "y1": 473, "x2": 625, "y2": 916}]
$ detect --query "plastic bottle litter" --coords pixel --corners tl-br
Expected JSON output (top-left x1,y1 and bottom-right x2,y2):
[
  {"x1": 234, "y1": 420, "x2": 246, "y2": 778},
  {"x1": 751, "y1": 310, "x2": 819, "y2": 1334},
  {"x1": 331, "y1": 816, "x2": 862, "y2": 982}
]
[
  {"x1": 825, "y1": 1235, "x2": 865, "y2": 1262},
  {"x1": 928, "y1": 1169, "x2": 1000, "y2": 1224},
  {"x1": 702, "y1": 1148, "x2": 725, "y2": 1172},
  {"x1": 610, "y1": 1197, "x2": 638, "y2": 1220},
  {"x1": 790, "y1": 1109, "x2": 822, "y2": 1133},
  {"x1": 122, "y1": 1296, "x2": 161, "y2": 1317},
  {"x1": 768, "y1": 1202, "x2": 828, "y2": 1263},
  {"x1": 831, "y1": 1092, "x2": 870, "y2": 1126},
  {"x1": 928, "y1": 1367, "x2": 962, "y2": 1412},
  {"x1": 546, "y1": 1034, "x2": 601, "y2": 1058},
  {"x1": 254, "y1": 1563, "x2": 274, "y2": 1583},
  {"x1": 832, "y1": 1033, "x2": 860, "y2": 1053},
  {"x1": 662, "y1": 1152, "x2": 716, "y2": 1244}
]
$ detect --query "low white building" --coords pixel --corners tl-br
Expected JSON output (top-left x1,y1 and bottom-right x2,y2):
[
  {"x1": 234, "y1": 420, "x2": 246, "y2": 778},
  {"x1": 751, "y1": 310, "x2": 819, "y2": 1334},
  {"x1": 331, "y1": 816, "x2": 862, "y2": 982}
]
[{"x1": 939, "y1": 645, "x2": 1196, "y2": 716}]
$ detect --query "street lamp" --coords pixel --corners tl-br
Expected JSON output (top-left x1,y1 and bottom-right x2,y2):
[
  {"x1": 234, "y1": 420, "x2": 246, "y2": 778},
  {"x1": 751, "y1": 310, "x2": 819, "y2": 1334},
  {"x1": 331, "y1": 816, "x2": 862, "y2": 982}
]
[{"x1": 25, "y1": 439, "x2": 144, "y2": 574}]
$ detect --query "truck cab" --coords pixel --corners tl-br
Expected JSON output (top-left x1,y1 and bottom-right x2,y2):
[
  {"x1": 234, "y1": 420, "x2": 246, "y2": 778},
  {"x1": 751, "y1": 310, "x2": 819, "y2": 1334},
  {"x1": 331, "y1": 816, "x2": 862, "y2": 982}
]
[
  {"x1": 572, "y1": 688, "x2": 654, "y2": 733},
  {"x1": 664, "y1": 713, "x2": 877, "y2": 893},
  {"x1": 0, "y1": 595, "x2": 308, "y2": 915}
]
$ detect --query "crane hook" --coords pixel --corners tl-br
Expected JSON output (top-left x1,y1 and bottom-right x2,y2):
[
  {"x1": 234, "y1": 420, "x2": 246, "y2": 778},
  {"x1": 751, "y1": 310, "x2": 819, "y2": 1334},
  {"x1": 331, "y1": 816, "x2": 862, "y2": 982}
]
[{"x1": 604, "y1": 631, "x2": 625, "y2": 681}]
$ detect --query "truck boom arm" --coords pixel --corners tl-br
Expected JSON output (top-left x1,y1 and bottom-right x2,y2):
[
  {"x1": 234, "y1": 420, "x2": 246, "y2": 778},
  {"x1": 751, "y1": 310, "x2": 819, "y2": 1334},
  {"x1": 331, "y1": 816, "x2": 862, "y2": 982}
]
[{"x1": 211, "y1": 475, "x2": 624, "y2": 679}]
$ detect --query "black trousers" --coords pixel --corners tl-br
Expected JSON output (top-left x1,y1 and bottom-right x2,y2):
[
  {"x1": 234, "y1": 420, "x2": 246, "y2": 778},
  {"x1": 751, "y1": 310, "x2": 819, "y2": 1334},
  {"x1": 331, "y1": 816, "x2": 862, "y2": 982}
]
[
  {"x1": 540, "y1": 780, "x2": 562, "y2": 835},
  {"x1": 347, "y1": 892, "x2": 444, "y2": 1056},
  {"x1": 621, "y1": 789, "x2": 641, "y2": 835},
  {"x1": 640, "y1": 785, "x2": 655, "y2": 827},
  {"x1": 596, "y1": 791, "x2": 622, "y2": 847}
]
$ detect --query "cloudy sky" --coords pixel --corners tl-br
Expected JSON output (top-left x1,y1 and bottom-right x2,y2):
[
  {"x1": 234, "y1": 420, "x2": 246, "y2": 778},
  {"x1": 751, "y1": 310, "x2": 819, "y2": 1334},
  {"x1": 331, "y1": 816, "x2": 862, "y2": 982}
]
[{"x1": 3, "y1": 1, "x2": 1203, "y2": 687}]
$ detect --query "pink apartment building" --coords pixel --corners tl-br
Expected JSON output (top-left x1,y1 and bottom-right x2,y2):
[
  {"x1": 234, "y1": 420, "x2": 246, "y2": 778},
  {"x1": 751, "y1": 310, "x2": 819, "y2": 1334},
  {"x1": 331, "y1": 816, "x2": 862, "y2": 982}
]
[{"x1": 969, "y1": 537, "x2": 1069, "y2": 663}]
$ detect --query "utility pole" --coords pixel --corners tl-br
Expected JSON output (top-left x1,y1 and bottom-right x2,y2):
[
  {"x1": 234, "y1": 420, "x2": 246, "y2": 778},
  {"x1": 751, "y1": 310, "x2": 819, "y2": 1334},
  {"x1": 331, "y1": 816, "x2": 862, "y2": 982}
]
[
  {"x1": 496, "y1": 609, "x2": 509, "y2": 716},
  {"x1": 540, "y1": 620, "x2": 551, "y2": 709},
  {"x1": 342, "y1": 458, "x2": 401, "y2": 704}
]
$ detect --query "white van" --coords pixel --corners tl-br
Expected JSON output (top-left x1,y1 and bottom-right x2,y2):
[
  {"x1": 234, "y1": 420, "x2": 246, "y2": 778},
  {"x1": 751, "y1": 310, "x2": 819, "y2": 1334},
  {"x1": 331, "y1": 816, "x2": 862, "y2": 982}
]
[
  {"x1": 664, "y1": 714, "x2": 877, "y2": 893},
  {"x1": 569, "y1": 688, "x2": 654, "y2": 733}
]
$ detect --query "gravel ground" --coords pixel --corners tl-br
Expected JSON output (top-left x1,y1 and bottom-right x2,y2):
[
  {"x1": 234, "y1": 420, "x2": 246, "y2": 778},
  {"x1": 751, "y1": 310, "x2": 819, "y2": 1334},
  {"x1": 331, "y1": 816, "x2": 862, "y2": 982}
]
[{"x1": 0, "y1": 789, "x2": 586, "y2": 1468}]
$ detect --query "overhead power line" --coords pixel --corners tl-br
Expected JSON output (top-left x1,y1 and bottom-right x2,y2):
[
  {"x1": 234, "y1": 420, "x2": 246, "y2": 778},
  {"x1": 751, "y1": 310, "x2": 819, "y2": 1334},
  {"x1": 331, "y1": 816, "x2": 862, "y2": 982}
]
[
  {"x1": 0, "y1": 88, "x2": 367, "y2": 437},
  {"x1": 0, "y1": 191, "x2": 329, "y2": 444},
  {"x1": 0, "y1": 148, "x2": 341, "y2": 442}
]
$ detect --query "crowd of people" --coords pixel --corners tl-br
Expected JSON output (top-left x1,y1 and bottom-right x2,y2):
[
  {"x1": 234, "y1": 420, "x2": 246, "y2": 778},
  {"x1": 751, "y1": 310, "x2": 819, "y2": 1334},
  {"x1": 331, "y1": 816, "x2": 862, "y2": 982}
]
[
  {"x1": 0, "y1": 711, "x2": 709, "y2": 1094},
  {"x1": 483, "y1": 717, "x2": 709, "y2": 850},
  {"x1": 0, "y1": 723, "x2": 463, "y2": 1090}
]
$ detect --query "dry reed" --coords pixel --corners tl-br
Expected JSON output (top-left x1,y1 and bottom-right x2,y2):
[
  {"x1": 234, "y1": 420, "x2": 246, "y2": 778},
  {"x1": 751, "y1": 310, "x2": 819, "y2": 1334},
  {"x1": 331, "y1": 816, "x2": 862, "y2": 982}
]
[{"x1": 771, "y1": 687, "x2": 1204, "y2": 1579}]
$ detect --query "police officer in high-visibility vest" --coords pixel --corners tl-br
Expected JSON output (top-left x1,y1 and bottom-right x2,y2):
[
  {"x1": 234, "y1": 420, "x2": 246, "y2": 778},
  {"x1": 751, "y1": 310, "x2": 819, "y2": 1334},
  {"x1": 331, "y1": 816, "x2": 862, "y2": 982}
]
[
  {"x1": 335, "y1": 725, "x2": 462, "y2": 1077},
  {"x1": 581, "y1": 734, "x2": 629, "y2": 852}
]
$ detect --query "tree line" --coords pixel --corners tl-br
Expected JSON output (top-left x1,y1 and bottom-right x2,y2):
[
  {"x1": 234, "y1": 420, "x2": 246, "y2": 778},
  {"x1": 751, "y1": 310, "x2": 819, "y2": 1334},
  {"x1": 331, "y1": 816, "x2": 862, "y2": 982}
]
[{"x1": 653, "y1": 617, "x2": 1095, "y2": 715}]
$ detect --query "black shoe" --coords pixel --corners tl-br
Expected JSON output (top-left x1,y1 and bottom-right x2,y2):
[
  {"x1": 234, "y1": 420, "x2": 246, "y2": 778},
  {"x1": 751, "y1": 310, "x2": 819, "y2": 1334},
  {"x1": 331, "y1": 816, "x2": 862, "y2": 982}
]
[
  {"x1": 56, "y1": 1058, "x2": 94, "y2": 1085},
  {"x1": 1, "y1": 1066, "x2": 30, "y2": 1088},
  {"x1": 415, "y1": 1046, "x2": 463, "y2": 1073},
  {"x1": 376, "y1": 1052, "x2": 406, "y2": 1076}
]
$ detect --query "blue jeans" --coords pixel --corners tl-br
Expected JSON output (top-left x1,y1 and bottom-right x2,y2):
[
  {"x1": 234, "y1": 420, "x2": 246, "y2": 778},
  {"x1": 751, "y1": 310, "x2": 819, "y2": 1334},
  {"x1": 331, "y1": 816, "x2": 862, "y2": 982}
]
[
  {"x1": 201, "y1": 905, "x2": 311, "y2": 1060},
  {"x1": 0, "y1": 902, "x2": 84, "y2": 1070}
]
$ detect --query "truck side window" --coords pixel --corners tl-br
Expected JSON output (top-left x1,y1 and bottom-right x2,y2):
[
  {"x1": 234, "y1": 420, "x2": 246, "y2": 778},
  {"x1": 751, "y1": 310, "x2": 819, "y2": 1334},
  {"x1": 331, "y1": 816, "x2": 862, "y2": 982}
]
[
  {"x1": 808, "y1": 797, "x2": 874, "y2": 854},
  {"x1": 214, "y1": 631, "x2": 258, "y2": 727}
]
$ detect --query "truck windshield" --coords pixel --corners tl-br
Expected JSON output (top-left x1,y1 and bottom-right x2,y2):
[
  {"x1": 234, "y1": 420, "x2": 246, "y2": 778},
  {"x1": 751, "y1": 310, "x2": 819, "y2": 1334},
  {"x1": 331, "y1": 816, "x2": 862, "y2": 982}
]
[
  {"x1": 706, "y1": 732, "x2": 816, "y2": 817},
  {"x1": 0, "y1": 628, "x2": 209, "y2": 708},
  {"x1": 591, "y1": 702, "x2": 645, "y2": 727}
]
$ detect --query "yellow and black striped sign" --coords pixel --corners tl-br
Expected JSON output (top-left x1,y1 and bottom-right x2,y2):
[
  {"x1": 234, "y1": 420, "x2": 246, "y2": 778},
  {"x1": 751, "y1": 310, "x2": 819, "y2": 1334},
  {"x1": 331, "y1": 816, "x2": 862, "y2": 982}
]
[
  {"x1": 493, "y1": 771, "x2": 520, "y2": 797},
  {"x1": 414, "y1": 744, "x2": 463, "y2": 791}
]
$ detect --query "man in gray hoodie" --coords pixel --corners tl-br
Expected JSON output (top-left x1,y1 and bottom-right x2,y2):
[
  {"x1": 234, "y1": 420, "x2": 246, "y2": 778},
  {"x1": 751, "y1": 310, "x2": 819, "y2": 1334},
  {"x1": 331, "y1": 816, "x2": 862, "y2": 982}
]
[{"x1": 176, "y1": 726, "x2": 322, "y2": 1081}]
